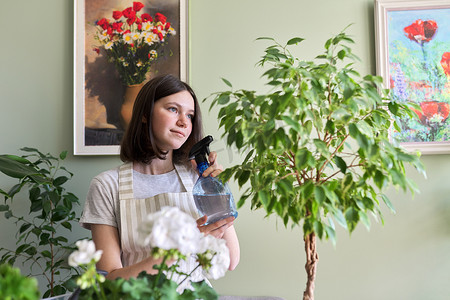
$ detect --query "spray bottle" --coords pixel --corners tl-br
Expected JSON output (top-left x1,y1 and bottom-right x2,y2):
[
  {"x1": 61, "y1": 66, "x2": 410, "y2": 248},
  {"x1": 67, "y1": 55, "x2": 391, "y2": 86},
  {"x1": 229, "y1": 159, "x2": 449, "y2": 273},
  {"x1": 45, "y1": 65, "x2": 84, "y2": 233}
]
[{"x1": 189, "y1": 135, "x2": 238, "y2": 225}]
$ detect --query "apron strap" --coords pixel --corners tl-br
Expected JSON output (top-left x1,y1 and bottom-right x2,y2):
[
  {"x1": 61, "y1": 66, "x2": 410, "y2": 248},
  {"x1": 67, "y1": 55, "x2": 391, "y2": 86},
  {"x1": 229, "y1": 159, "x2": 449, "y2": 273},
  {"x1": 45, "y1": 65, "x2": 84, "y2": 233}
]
[
  {"x1": 174, "y1": 164, "x2": 195, "y2": 192},
  {"x1": 119, "y1": 162, "x2": 134, "y2": 201}
]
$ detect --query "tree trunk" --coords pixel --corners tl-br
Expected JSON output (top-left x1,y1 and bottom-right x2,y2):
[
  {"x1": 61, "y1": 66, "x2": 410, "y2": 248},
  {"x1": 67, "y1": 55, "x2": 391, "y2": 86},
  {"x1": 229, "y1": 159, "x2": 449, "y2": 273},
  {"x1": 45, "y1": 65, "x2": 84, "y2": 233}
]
[{"x1": 303, "y1": 232, "x2": 318, "y2": 300}]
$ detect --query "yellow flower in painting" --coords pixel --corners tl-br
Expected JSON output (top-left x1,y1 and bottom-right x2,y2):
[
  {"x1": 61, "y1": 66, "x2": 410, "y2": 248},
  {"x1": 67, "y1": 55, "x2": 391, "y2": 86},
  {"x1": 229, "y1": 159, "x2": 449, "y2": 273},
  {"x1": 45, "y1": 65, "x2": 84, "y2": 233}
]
[{"x1": 136, "y1": 61, "x2": 143, "y2": 67}]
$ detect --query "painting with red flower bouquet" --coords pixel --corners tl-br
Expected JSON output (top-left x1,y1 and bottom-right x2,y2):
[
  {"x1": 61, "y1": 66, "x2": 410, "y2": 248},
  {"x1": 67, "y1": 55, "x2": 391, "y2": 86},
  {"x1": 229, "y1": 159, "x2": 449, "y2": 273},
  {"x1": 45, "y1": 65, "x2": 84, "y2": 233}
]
[
  {"x1": 376, "y1": 0, "x2": 450, "y2": 154},
  {"x1": 74, "y1": 0, "x2": 188, "y2": 155}
]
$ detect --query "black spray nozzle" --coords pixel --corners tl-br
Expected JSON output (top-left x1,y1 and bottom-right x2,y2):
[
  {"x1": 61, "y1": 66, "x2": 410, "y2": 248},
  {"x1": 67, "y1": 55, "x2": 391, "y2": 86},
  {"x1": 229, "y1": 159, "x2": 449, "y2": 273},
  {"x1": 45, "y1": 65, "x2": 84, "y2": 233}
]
[{"x1": 188, "y1": 135, "x2": 213, "y2": 165}]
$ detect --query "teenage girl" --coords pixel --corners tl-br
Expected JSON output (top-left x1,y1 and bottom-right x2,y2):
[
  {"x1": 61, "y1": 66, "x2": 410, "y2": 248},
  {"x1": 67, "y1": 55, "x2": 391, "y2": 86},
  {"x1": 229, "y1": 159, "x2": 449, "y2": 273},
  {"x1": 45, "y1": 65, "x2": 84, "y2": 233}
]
[{"x1": 80, "y1": 74, "x2": 239, "y2": 289}]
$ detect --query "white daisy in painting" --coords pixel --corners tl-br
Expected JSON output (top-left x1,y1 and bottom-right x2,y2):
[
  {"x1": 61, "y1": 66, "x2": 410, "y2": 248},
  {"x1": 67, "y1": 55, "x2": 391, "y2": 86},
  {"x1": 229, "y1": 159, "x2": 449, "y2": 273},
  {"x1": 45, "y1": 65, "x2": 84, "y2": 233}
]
[
  {"x1": 168, "y1": 27, "x2": 176, "y2": 35},
  {"x1": 98, "y1": 30, "x2": 109, "y2": 41},
  {"x1": 148, "y1": 50, "x2": 157, "y2": 60},
  {"x1": 142, "y1": 22, "x2": 153, "y2": 32},
  {"x1": 122, "y1": 32, "x2": 134, "y2": 44},
  {"x1": 104, "y1": 41, "x2": 113, "y2": 50},
  {"x1": 131, "y1": 32, "x2": 141, "y2": 41},
  {"x1": 144, "y1": 32, "x2": 158, "y2": 46}
]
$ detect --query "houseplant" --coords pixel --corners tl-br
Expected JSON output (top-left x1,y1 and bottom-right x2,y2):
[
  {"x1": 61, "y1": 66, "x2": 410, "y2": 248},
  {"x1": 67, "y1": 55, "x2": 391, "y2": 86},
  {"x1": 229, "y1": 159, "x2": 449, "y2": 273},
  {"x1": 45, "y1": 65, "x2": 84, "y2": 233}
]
[
  {"x1": 69, "y1": 207, "x2": 228, "y2": 300},
  {"x1": 0, "y1": 148, "x2": 84, "y2": 298},
  {"x1": 206, "y1": 29, "x2": 425, "y2": 299}
]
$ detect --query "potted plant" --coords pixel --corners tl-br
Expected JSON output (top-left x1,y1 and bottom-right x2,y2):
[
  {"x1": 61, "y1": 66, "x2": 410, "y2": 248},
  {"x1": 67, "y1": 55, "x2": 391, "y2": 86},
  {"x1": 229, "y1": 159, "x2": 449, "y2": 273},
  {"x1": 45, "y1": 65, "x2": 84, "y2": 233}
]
[
  {"x1": 69, "y1": 207, "x2": 228, "y2": 300},
  {"x1": 0, "y1": 263, "x2": 40, "y2": 300},
  {"x1": 0, "y1": 148, "x2": 85, "y2": 298},
  {"x1": 206, "y1": 28, "x2": 425, "y2": 299}
]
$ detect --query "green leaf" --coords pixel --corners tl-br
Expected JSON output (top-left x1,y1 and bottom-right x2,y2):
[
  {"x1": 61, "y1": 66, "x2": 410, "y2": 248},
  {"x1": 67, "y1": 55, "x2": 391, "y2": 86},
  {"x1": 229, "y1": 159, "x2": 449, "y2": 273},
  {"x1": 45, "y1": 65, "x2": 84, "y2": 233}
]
[
  {"x1": 345, "y1": 207, "x2": 359, "y2": 233},
  {"x1": 313, "y1": 139, "x2": 330, "y2": 158},
  {"x1": 334, "y1": 156, "x2": 347, "y2": 173},
  {"x1": 314, "y1": 186, "x2": 325, "y2": 205},
  {"x1": 324, "y1": 224, "x2": 336, "y2": 246},
  {"x1": 238, "y1": 170, "x2": 251, "y2": 187},
  {"x1": 281, "y1": 116, "x2": 301, "y2": 132},
  {"x1": 287, "y1": 37, "x2": 304, "y2": 45},
  {"x1": 53, "y1": 176, "x2": 69, "y2": 187},
  {"x1": 295, "y1": 148, "x2": 313, "y2": 170},
  {"x1": 381, "y1": 194, "x2": 396, "y2": 214},
  {"x1": 256, "y1": 37, "x2": 276, "y2": 42},
  {"x1": 258, "y1": 190, "x2": 269, "y2": 208},
  {"x1": 59, "y1": 151, "x2": 68, "y2": 160},
  {"x1": 358, "y1": 210, "x2": 371, "y2": 231},
  {"x1": 19, "y1": 223, "x2": 32, "y2": 234},
  {"x1": 221, "y1": 77, "x2": 233, "y2": 88},
  {"x1": 217, "y1": 93, "x2": 230, "y2": 105},
  {"x1": 0, "y1": 155, "x2": 42, "y2": 180}
]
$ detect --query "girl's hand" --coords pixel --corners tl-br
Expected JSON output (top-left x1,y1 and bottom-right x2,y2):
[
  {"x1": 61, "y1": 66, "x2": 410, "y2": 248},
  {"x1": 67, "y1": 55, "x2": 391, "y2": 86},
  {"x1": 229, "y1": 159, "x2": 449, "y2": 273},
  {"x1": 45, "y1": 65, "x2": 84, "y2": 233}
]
[
  {"x1": 196, "y1": 215, "x2": 235, "y2": 239},
  {"x1": 191, "y1": 151, "x2": 223, "y2": 177}
]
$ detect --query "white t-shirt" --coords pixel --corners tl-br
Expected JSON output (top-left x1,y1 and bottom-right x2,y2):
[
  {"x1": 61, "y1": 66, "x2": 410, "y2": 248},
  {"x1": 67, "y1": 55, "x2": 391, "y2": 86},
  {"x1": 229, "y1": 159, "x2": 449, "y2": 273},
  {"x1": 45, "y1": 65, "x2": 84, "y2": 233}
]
[{"x1": 80, "y1": 165, "x2": 198, "y2": 230}]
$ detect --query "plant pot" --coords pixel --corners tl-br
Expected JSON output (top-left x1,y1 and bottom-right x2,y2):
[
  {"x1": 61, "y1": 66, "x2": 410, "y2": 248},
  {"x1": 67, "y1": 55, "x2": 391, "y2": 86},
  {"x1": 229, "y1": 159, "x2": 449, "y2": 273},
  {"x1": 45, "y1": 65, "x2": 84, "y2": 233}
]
[
  {"x1": 120, "y1": 83, "x2": 144, "y2": 129},
  {"x1": 41, "y1": 293, "x2": 72, "y2": 300}
]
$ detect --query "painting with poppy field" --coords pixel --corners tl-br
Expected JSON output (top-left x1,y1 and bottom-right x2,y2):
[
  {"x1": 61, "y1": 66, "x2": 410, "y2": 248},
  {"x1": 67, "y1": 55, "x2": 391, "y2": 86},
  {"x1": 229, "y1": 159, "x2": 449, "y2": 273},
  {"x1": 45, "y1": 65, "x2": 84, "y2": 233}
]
[{"x1": 375, "y1": 0, "x2": 450, "y2": 154}]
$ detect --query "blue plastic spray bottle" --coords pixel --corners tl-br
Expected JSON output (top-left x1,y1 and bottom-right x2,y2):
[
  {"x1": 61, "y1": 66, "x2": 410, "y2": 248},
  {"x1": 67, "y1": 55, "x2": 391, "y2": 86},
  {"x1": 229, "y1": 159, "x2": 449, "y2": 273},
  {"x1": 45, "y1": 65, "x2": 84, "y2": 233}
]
[{"x1": 189, "y1": 135, "x2": 238, "y2": 225}]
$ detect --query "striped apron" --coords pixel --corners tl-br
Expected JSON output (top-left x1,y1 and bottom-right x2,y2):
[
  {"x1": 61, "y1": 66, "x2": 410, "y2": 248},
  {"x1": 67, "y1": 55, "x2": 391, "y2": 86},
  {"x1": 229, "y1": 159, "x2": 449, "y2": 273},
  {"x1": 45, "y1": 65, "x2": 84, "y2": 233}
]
[{"x1": 118, "y1": 162, "x2": 206, "y2": 290}]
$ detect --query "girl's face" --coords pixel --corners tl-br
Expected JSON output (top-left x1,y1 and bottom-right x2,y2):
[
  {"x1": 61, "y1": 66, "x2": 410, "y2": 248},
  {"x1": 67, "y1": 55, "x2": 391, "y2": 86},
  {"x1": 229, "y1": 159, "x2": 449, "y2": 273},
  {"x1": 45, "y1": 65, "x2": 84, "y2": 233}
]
[{"x1": 151, "y1": 90, "x2": 195, "y2": 152}]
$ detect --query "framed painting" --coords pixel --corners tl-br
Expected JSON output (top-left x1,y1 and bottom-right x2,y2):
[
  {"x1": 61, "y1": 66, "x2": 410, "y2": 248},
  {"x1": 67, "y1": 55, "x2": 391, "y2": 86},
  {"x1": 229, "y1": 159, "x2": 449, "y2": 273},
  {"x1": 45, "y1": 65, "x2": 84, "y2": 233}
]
[
  {"x1": 375, "y1": 0, "x2": 450, "y2": 154},
  {"x1": 74, "y1": 0, "x2": 188, "y2": 155}
]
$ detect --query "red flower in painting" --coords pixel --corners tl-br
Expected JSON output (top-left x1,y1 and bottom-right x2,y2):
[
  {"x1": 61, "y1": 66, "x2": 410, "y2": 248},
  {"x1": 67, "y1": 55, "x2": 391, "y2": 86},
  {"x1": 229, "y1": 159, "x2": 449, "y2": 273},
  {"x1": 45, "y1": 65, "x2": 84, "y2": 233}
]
[
  {"x1": 155, "y1": 13, "x2": 167, "y2": 24},
  {"x1": 133, "y1": 2, "x2": 144, "y2": 12},
  {"x1": 112, "y1": 10, "x2": 122, "y2": 20},
  {"x1": 141, "y1": 13, "x2": 152, "y2": 22},
  {"x1": 96, "y1": 18, "x2": 110, "y2": 30},
  {"x1": 112, "y1": 22, "x2": 123, "y2": 33},
  {"x1": 127, "y1": 16, "x2": 136, "y2": 26},
  {"x1": 441, "y1": 52, "x2": 450, "y2": 76},
  {"x1": 404, "y1": 19, "x2": 437, "y2": 44},
  {"x1": 414, "y1": 101, "x2": 450, "y2": 125},
  {"x1": 122, "y1": 7, "x2": 136, "y2": 19}
]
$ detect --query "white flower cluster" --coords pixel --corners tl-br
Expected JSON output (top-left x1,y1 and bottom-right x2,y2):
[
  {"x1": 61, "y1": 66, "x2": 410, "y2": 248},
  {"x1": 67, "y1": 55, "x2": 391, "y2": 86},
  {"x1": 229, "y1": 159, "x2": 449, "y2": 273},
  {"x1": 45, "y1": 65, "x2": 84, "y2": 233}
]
[
  {"x1": 198, "y1": 235, "x2": 231, "y2": 280},
  {"x1": 68, "y1": 239, "x2": 103, "y2": 267},
  {"x1": 138, "y1": 206, "x2": 230, "y2": 280},
  {"x1": 139, "y1": 206, "x2": 202, "y2": 255}
]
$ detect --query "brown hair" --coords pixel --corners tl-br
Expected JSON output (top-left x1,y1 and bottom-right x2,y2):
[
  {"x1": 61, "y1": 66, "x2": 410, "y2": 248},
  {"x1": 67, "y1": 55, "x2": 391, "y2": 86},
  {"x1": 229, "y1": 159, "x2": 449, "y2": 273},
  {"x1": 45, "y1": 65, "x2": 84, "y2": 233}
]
[{"x1": 120, "y1": 74, "x2": 203, "y2": 165}]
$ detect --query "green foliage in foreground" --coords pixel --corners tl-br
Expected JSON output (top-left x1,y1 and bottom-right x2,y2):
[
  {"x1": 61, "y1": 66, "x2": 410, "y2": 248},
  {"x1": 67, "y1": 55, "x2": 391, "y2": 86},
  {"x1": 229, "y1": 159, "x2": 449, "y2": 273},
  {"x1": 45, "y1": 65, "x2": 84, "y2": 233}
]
[
  {"x1": 0, "y1": 263, "x2": 40, "y2": 300},
  {"x1": 77, "y1": 271, "x2": 217, "y2": 300},
  {"x1": 206, "y1": 29, "x2": 426, "y2": 244}
]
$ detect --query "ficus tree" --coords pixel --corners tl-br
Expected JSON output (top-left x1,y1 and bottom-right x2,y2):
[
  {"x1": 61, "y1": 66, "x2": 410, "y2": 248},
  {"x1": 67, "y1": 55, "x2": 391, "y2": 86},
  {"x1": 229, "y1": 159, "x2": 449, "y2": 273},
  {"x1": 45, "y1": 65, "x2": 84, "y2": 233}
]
[{"x1": 205, "y1": 29, "x2": 425, "y2": 299}]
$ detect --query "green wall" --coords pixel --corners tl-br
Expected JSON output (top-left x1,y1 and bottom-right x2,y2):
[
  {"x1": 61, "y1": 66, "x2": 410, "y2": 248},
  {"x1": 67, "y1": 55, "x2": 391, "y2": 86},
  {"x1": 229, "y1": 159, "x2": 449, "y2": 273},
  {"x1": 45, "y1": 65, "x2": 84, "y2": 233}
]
[{"x1": 1, "y1": 1, "x2": 450, "y2": 299}]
